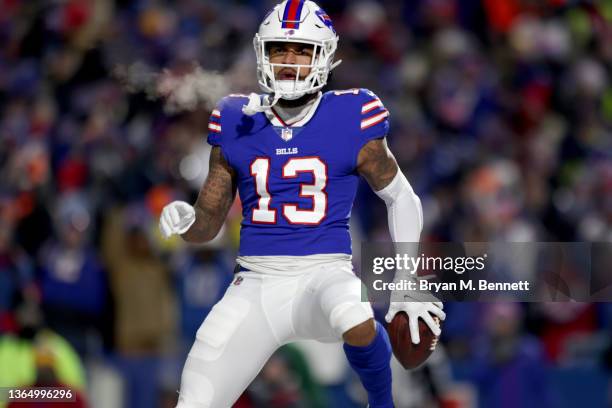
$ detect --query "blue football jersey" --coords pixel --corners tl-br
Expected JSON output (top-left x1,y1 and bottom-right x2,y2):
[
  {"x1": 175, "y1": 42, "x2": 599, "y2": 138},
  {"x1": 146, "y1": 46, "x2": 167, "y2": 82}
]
[{"x1": 207, "y1": 89, "x2": 389, "y2": 256}]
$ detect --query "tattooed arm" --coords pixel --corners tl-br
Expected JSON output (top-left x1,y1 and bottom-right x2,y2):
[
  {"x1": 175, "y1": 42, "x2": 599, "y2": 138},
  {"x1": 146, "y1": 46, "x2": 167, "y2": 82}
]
[
  {"x1": 181, "y1": 146, "x2": 237, "y2": 243},
  {"x1": 160, "y1": 146, "x2": 237, "y2": 242},
  {"x1": 356, "y1": 138, "x2": 399, "y2": 191}
]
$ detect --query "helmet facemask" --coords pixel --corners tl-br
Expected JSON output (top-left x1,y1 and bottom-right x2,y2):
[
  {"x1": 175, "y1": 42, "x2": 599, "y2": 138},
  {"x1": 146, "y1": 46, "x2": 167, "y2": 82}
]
[{"x1": 254, "y1": 36, "x2": 338, "y2": 100}]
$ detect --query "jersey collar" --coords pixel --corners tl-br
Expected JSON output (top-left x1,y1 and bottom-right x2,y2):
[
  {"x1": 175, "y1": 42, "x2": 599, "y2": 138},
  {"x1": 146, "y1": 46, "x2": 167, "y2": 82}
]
[{"x1": 264, "y1": 92, "x2": 323, "y2": 128}]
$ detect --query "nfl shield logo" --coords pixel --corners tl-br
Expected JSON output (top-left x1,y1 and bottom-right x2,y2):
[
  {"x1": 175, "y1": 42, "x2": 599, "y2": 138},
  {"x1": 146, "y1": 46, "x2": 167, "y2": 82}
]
[{"x1": 281, "y1": 127, "x2": 293, "y2": 141}]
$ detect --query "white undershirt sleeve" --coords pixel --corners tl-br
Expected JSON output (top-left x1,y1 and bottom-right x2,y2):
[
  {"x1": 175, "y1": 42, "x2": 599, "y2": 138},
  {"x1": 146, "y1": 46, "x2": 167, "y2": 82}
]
[{"x1": 374, "y1": 170, "x2": 423, "y2": 243}]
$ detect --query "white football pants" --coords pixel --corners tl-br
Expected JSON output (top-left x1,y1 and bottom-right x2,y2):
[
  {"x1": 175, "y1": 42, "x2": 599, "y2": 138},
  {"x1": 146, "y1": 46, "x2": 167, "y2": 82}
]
[{"x1": 175, "y1": 259, "x2": 373, "y2": 407}]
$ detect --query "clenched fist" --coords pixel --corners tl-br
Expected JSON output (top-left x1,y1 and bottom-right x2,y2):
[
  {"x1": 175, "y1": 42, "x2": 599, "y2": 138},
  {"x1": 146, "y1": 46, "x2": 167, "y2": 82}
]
[{"x1": 159, "y1": 201, "x2": 196, "y2": 238}]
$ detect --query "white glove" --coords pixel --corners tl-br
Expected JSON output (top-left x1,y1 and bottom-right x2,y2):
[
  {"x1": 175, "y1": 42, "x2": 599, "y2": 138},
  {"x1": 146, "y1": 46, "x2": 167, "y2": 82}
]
[
  {"x1": 159, "y1": 201, "x2": 196, "y2": 239},
  {"x1": 385, "y1": 292, "x2": 445, "y2": 344}
]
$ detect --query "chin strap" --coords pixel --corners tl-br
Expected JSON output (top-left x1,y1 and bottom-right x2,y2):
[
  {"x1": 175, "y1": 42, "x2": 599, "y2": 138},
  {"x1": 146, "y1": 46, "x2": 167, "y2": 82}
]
[
  {"x1": 330, "y1": 59, "x2": 342, "y2": 71},
  {"x1": 242, "y1": 93, "x2": 281, "y2": 116}
]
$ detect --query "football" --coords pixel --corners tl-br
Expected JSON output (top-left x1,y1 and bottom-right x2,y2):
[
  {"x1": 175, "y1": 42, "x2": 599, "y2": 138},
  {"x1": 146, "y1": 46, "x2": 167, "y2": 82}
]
[{"x1": 387, "y1": 312, "x2": 440, "y2": 369}]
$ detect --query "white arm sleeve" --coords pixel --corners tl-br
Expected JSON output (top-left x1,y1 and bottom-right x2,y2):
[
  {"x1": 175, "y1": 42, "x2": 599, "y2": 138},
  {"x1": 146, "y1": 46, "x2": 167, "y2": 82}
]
[
  {"x1": 375, "y1": 170, "x2": 424, "y2": 283},
  {"x1": 374, "y1": 170, "x2": 423, "y2": 243}
]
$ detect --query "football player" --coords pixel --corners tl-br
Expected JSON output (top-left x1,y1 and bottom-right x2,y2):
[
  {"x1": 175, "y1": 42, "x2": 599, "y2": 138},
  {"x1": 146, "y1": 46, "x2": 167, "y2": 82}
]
[{"x1": 159, "y1": 1, "x2": 445, "y2": 407}]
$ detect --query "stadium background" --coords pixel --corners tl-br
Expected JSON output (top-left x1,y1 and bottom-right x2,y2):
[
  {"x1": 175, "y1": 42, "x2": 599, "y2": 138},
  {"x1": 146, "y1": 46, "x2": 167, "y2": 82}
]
[{"x1": 1, "y1": 0, "x2": 611, "y2": 407}]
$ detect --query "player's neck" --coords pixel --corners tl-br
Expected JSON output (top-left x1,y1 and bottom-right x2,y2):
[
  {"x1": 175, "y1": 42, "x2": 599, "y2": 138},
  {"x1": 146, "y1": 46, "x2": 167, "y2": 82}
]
[{"x1": 272, "y1": 92, "x2": 321, "y2": 126}]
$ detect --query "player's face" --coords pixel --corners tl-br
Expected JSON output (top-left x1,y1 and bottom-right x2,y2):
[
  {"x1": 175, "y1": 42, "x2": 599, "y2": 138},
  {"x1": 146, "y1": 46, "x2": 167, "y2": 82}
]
[{"x1": 267, "y1": 42, "x2": 314, "y2": 81}]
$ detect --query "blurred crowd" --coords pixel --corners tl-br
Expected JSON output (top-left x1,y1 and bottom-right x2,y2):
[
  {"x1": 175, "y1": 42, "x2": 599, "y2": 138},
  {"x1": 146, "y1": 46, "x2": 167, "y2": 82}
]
[{"x1": 1, "y1": 0, "x2": 611, "y2": 407}]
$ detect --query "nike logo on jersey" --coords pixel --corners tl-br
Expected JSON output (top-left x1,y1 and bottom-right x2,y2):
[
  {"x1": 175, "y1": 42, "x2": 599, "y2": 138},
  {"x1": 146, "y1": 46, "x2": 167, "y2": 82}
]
[{"x1": 276, "y1": 147, "x2": 299, "y2": 155}]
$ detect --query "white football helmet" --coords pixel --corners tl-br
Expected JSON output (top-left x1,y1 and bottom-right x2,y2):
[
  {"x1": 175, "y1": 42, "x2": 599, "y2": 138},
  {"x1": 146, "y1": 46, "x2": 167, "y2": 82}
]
[{"x1": 254, "y1": 0, "x2": 341, "y2": 101}]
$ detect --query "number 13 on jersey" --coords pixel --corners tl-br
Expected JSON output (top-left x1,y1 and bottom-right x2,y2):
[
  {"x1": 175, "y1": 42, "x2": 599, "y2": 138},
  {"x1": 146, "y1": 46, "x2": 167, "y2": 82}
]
[{"x1": 250, "y1": 157, "x2": 328, "y2": 225}]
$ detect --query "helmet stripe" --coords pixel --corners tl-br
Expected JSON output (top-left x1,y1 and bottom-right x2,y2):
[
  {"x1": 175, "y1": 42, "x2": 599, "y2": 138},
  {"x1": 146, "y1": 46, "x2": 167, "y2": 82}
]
[
  {"x1": 293, "y1": 0, "x2": 305, "y2": 25},
  {"x1": 282, "y1": 0, "x2": 305, "y2": 29}
]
